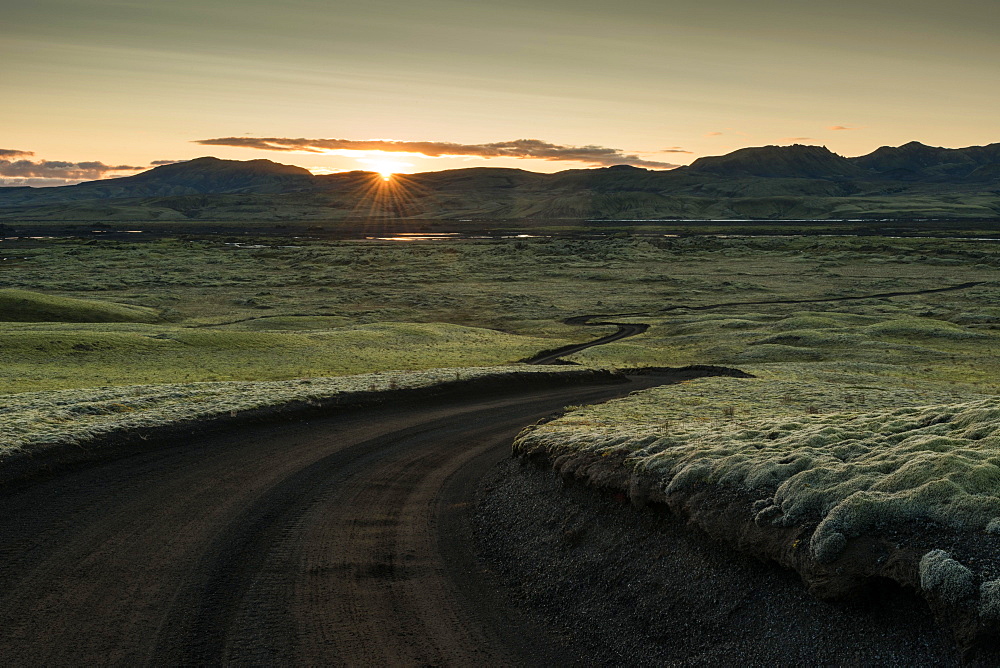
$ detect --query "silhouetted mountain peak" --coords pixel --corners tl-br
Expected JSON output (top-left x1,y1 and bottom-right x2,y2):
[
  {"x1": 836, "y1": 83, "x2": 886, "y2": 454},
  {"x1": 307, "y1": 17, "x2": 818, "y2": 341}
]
[
  {"x1": 685, "y1": 144, "x2": 862, "y2": 179},
  {"x1": 91, "y1": 156, "x2": 315, "y2": 195},
  {"x1": 851, "y1": 141, "x2": 1000, "y2": 180},
  {"x1": 134, "y1": 156, "x2": 311, "y2": 180}
]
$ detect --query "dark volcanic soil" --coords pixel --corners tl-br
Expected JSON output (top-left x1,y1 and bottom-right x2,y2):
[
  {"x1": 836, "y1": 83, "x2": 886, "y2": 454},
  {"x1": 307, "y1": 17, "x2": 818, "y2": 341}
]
[{"x1": 473, "y1": 458, "x2": 960, "y2": 666}]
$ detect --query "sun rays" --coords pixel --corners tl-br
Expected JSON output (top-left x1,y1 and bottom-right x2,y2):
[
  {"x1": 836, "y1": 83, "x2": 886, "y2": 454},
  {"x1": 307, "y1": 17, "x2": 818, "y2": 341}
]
[
  {"x1": 346, "y1": 170, "x2": 433, "y2": 237},
  {"x1": 356, "y1": 157, "x2": 415, "y2": 181}
]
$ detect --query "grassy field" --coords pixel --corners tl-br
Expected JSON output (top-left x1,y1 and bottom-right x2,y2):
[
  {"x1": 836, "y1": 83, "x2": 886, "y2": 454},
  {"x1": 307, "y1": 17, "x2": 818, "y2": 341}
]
[
  {"x1": 3, "y1": 232, "x2": 1000, "y2": 396},
  {"x1": 0, "y1": 234, "x2": 997, "y2": 420},
  {"x1": 1, "y1": 231, "x2": 997, "y2": 459},
  {"x1": 0, "y1": 319, "x2": 561, "y2": 393}
]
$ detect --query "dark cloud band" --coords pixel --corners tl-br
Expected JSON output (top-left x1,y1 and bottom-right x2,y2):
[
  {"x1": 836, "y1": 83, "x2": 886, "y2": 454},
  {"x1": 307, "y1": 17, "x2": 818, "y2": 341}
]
[
  {"x1": 0, "y1": 159, "x2": 144, "y2": 180},
  {"x1": 0, "y1": 149, "x2": 35, "y2": 158},
  {"x1": 193, "y1": 136, "x2": 679, "y2": 169}
]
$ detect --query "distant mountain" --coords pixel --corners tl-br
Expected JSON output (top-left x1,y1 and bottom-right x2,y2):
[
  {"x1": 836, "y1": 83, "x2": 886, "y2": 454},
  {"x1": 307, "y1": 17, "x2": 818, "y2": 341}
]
[
  {"x1": 119, "y1": 157, "x2": 314, "y2": 194},
  {"x1": 0, "y1": 157, "x2": 314, "y2": 208},
  {"x1": 1, "y1": 143, "x2": 997, "y2": 221},
  {"x1": 686, "y1": 145, "x2": 866, "y2": 179},
  {"x1": 851, "y1": 141, "x2": 1000, "y2": 181}
]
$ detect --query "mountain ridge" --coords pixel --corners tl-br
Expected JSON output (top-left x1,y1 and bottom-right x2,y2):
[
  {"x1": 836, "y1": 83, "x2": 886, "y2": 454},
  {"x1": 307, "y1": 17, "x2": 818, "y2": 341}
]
[{"x1": 1, "y1": 142, "x2": 997, "y2": 221}]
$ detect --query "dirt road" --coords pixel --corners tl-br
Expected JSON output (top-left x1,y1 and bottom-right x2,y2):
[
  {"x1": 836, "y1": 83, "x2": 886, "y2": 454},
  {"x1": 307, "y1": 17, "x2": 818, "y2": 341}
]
[{"x1": 0, "y1": 377, "x2": 671, "y2": 666}]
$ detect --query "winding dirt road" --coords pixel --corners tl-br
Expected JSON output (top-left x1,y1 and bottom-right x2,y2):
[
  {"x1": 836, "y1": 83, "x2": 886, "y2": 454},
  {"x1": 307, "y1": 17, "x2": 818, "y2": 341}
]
[
  {"x1": 0, "y1": 376, "x2": 679, "y2": 666},
  {"x1": 524, "y1": 321, "x2": 649, "y2": 365},
  {"x1": 524, "y1": 282, "x2": 984, "y2": 366}
]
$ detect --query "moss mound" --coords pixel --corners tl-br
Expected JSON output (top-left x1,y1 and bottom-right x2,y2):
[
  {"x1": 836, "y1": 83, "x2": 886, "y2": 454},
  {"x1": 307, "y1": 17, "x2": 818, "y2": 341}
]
[
  {"x1": 0, "y1": 289, "x2": 159, "y2": 323},
  {"x1": 513, "y1": 375, "x2": 1000, "y2": 655},
  {"x1": 516, "y1": 377, "x2": 1000, "y2": 543}
]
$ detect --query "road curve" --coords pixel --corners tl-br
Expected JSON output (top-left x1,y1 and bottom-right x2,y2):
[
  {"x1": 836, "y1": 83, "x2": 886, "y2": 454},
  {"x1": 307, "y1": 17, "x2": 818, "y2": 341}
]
[
  {"x1": 524, "y1": 320, "x2": 649, "y2": 365},
  {"x1": 0, "y1": 375, "x2": 676, "y2": 666},
  {"x1": 525, "y1": 282, "x2": 984, "y2": 366}
]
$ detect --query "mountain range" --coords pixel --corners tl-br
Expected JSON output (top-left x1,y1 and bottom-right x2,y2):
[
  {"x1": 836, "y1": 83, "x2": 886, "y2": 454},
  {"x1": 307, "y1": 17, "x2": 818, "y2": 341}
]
[{"x1": 1, "y1": 142, "x2": 998, "y2": 221}]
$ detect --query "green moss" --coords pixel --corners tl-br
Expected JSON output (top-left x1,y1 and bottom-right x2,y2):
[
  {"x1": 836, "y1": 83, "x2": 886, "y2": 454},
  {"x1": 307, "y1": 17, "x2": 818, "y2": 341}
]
[
  {"x1": 980, "y1": 580, "x2": 1000, "y2": 620},
  {"x1": 0, "y1": 289, "x2": 159, "y2": 323},
  {"x1": 920, "y1": 550, "x2": 976, "y2": 605},
  {"x1": 810, "y1": 530, "x2": 847, "y2": 564},
  {"x1": 516, "y1": 375, "x2": 1000, "y2": 547},
  {"x1": 751, "y1": 329, "x2": 862, "y2": 347},
  {"x1": 865, "y1": 319, "x2": 983, "y2": 340},
  {"x1": 219, "y1": 315, "x2": 354, "y2": 330},
  {"x1": 769, "y1": 315, "x2": 842, "y2": 331},
  {"x1": 734, "y1": 344, "x2": 825, "y2": 362}
]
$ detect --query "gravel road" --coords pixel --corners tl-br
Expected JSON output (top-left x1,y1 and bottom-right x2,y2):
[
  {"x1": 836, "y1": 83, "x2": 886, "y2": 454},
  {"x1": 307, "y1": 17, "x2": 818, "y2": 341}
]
[{"x1": 0, "y1": 379, "x2": 658, "y2": 665}]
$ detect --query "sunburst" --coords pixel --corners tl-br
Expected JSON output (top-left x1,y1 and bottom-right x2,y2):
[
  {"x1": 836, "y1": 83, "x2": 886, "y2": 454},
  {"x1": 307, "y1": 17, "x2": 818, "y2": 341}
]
[{"x1": 358, "y1": 157, "x2": 413, "y2": 181}]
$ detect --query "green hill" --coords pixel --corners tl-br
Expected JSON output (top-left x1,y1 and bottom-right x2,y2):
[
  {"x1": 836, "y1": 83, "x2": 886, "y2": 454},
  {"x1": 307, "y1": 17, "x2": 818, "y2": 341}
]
[{"x1": 0, "y1": 289, "x2": 160, "y2": 323}]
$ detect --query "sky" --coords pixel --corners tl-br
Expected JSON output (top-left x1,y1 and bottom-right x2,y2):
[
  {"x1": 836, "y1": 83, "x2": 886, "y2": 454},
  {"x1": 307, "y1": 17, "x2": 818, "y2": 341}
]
[{"x1": 3, "y1": 0, "x2": 998, "y2": 185}]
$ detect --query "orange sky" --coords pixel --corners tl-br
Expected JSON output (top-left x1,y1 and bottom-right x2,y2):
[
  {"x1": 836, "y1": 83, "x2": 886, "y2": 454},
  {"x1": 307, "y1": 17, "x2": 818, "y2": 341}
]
[{"x1": 3, "y1": 0, "x2": 998, "y2": 185}]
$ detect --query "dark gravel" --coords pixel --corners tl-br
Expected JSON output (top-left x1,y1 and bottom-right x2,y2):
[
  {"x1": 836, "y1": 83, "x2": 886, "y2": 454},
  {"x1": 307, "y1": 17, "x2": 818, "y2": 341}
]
[{"x1": 473, "y1": 457, "x2": 961, "y2": 666}]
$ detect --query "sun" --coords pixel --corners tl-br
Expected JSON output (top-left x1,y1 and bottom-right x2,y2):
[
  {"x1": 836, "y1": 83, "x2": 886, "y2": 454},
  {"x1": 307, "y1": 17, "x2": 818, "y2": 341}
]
[{"x1": 358, "y1": 157, "x2": 413, "y2": 181}]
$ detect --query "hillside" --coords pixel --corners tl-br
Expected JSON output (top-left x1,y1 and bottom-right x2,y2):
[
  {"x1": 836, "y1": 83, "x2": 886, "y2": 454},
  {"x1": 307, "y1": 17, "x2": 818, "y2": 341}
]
[{"x1": 1, "y1": 143, "x2": 998, "y2": 221}]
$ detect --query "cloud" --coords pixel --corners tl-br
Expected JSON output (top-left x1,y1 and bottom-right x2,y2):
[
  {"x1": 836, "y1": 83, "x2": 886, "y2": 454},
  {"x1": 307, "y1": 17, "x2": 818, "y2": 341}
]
[
  {"x1": 661, "y1": 146, "x2": 692, "y2": 153},
  {"x1": 0, "y1": 149, "x2": 34, "y2": 158},
  {"x1": 827, "y1": 125, "x2": 853, "y2": 131},
  {"x1": 193, "y1": 136, "x2": 680, "y2": 169},
  {"x1": 0, "y1": 177, "x2": 89, "y2": 187},
  {"x1": 150, "y1": 159, "x2": 183, "y2": 165},
  {"x1": 704, "y1": 132, "x2": 724, "y2": 137},
  {"x1": 0, "y1": 159, "x2": 144, "y2": 181}
]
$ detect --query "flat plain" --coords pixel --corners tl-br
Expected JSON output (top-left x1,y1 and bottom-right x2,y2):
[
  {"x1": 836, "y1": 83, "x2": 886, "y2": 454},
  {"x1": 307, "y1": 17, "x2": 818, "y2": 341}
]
[{"x1": 4, "y1": 230, "x2": 1000, "y2": 450}]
